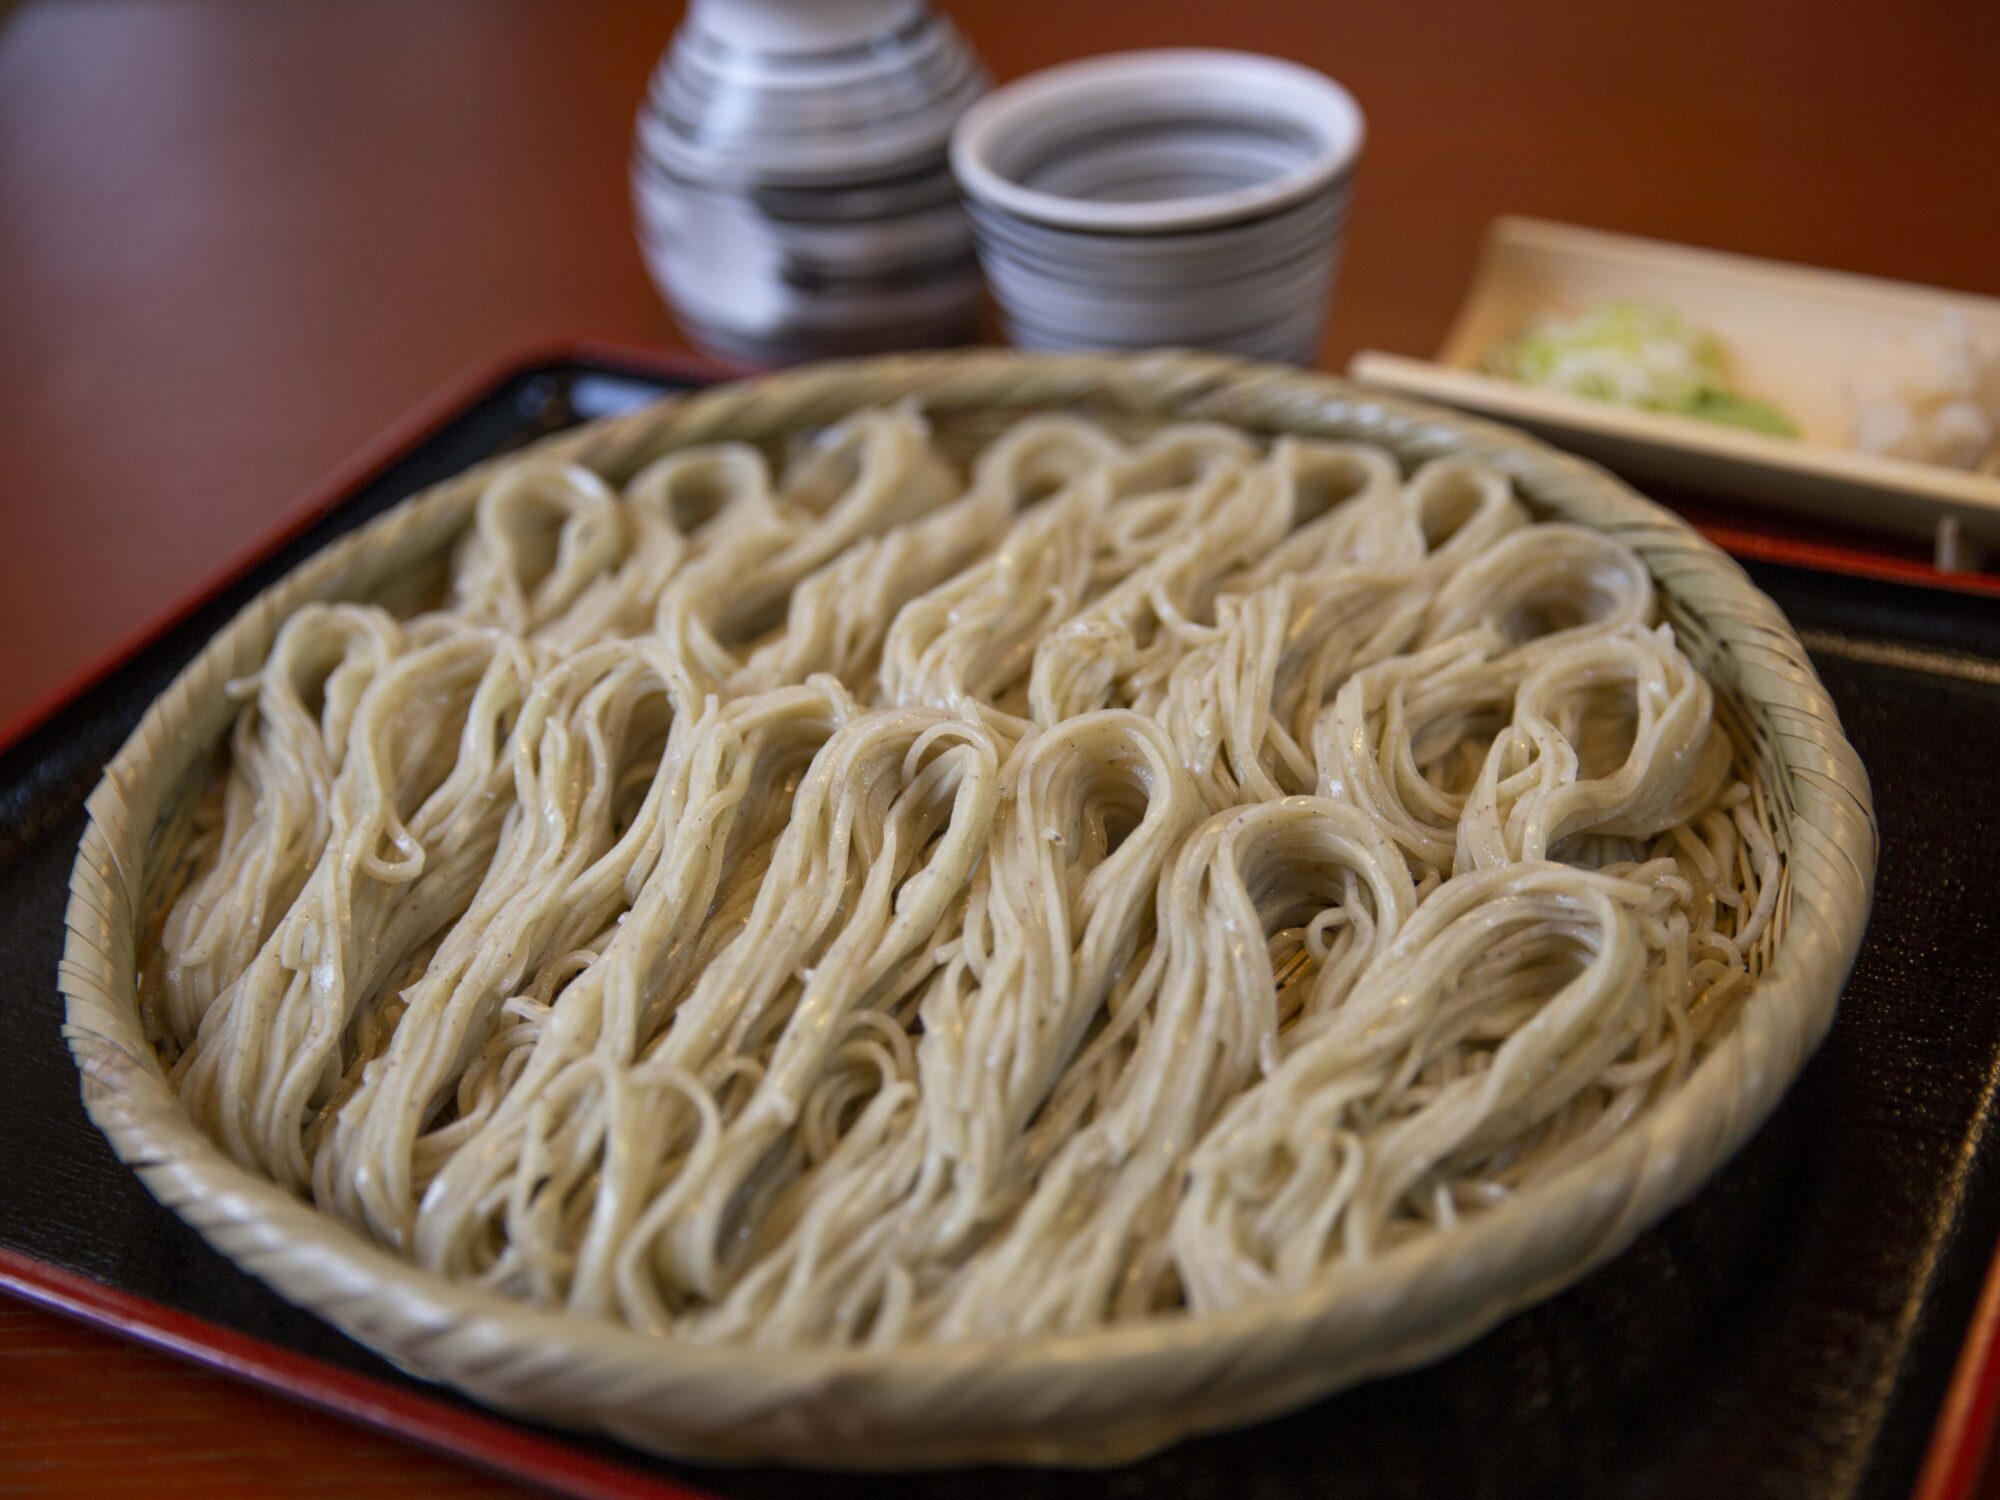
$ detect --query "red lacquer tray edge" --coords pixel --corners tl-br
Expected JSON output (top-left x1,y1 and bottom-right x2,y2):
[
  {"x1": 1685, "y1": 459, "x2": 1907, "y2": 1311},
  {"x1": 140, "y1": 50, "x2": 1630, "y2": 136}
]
[
  {"x1": 0, "y1": 1244, "x2": 715, "y2": 1500},
  {"x1": 1916, "y1": 1244, "x2": 2000, "y2": 1500}
]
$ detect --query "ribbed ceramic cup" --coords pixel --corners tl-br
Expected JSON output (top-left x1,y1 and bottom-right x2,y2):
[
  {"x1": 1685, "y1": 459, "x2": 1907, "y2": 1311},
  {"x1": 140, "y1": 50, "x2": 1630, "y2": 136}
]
[
  {"x1": 951, "y1": 50, "x2": 1364, "y2": 365},
  {"x1": 633, "y1": 0, "x2": 987, "y2": 365}
]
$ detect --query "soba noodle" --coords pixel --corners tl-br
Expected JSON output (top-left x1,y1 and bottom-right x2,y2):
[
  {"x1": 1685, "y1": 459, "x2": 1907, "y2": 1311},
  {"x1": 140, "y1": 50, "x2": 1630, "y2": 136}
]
[{"x1": 142, "y1": 407, "x2": 1778, "y2": 1346}]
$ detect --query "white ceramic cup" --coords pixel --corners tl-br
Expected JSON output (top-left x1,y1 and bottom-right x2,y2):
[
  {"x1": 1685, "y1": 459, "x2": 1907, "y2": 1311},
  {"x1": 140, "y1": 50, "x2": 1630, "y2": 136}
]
[{"x1": 951, "y1": 50, "x2": 1364, "y2": 365}]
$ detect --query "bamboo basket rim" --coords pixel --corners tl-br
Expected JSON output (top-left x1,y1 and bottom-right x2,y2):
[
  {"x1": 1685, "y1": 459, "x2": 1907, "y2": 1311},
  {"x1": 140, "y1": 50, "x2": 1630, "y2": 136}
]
[{"x1": 58, "y1": 349, "x2": 1876, "y2": 1466}]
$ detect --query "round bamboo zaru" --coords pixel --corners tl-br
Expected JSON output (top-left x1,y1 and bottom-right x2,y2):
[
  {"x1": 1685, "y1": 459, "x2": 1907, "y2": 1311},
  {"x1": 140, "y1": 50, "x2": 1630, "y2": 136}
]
[{"x1": 60, "y1": 350, "x2": 1875, "y2": 1467}]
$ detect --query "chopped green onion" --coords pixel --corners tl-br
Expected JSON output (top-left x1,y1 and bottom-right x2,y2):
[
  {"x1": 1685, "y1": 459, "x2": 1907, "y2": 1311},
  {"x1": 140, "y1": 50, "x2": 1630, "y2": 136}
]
[{"x1": 1486, "y1": 301, "x2": 1797, "y2": 439}]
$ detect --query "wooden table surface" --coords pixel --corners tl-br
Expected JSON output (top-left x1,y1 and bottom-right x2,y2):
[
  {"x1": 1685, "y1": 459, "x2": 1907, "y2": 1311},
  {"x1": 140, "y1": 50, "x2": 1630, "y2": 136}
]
[{"x1": 2, "y1": 0, "x2": 1996, "y2": 1494}]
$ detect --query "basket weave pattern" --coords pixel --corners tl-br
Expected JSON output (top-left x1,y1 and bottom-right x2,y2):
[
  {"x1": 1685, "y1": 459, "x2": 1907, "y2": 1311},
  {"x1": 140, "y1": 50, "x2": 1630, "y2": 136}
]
[{"x1": 59, "y1": 351, "x2": 1875, "y2": 1466}]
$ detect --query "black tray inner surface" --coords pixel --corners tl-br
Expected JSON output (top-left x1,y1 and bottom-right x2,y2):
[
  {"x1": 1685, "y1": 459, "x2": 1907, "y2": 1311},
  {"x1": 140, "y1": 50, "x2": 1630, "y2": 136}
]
[{"x1": 3, "y1": 359, "x2": 1996, "y2": 1500}]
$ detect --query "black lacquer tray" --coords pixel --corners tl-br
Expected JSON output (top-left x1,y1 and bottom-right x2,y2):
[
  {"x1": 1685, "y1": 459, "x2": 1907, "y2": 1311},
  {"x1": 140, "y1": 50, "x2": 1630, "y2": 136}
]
[{"x1": 4, "y1": 349, "x2": 1998, "y2": 1500}]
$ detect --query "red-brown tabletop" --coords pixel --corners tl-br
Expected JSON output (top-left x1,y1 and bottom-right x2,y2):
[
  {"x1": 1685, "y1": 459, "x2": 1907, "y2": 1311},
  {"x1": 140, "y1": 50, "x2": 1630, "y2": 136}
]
[{"x1": 2, "y1": 1, "x2": 1997, "y2": 1494}]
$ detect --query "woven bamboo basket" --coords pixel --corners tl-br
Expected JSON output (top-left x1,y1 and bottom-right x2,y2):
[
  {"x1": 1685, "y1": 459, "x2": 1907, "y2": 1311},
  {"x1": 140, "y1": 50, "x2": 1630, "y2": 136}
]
[{"x1": 59, "y1": 350, "x2": 1875, "y2": 1467}]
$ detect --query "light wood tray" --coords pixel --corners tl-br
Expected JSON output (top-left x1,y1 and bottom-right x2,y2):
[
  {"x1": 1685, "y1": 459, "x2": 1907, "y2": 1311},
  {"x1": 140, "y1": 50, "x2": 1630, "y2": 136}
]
[
  {"x1": 58, "y1": 350, "x2": 1876, "y2": 1467},
  {"x1": 1352, "y1": 217, "x2": 2000, "y2": 547}
]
